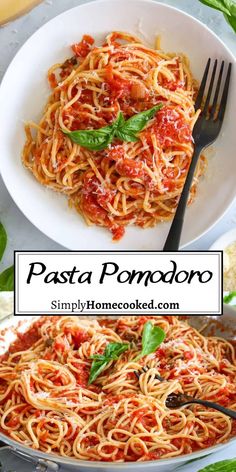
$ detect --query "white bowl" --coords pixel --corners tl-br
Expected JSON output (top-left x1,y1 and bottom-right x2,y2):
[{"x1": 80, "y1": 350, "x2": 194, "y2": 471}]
[{"x1": 0, "y1": 0, "x2": 235, "y2": 250}]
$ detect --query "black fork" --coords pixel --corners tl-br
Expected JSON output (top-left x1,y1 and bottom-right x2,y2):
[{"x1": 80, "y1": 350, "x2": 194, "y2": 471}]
[{"x1": 163, "y1": 59, "x2": 232, "y2": 251}]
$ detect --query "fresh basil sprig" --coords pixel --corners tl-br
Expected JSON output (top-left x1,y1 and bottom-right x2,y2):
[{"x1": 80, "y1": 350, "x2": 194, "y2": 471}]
[
  {"x1": 89, "y1": 342, "x2": 129, "y2": 384},
  {"x1": 197, "y1": 458, "x2": 236, "y2": 471},
  {"x1": 198, "y1": 0, "x2": 236, "y2": 33},
  {"x1": 62, "y1": 104, "x2": 162, "y2": 151},
  {"x1": 63, "y1": 113, "x2": 123, "y2": 151},
  {"x1": 135, "y1": 321, "x2": 166, "y2": 360},
  {"x1": 0, "y1": 223, "x2": 14, "y2": 292},
  {"x1": 223, "y1": 291, "x2": 236, "y2": 305},
  {"x1": 115, "y1": 106, "x2": 162, "y2": 143}
]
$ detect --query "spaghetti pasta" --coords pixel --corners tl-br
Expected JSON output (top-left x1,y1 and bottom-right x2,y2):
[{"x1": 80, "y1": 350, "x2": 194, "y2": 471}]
[
  {"x1": 0, "y1": 315, "x2": 235, "y2": 462},
  {"x1": 22, "y1": 32, "x2": 206, "y2": 240}
]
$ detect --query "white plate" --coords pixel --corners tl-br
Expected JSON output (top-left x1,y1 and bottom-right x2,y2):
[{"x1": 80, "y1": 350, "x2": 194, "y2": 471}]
[{"x1": 0, "y1": 0, "x2": 235, "y2": 250}]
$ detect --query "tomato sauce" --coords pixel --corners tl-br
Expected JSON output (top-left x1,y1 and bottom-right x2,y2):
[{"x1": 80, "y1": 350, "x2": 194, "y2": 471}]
[
  {"x1": 72, "y1": 35, "x2": 94, "y2": 58},
  {"x1": 8, "y1": 326, "x2": 40, "y2": 355},
  {"x1": 151, "y1": 106, "x2": 192, "y2": 146},
  {"x1": 105, "y1": 64, "x2": 132, "y2": 100},
  {"x1": 115, "y1": 158, "x2": 144, "y2": 179}
]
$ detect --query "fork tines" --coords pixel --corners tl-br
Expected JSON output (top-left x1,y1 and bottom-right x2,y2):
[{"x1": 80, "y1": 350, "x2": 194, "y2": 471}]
[
  {"x1": 134, "y1": 365, "x2": 164, "y2": 382},
  {"x1": 195, "y1": 58, "x2": 232, "y2": 123}
]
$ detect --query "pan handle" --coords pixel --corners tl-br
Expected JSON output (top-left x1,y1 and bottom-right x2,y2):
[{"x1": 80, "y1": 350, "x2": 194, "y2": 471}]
[{"x1": 0, "y1": 446, "x2": 59, "y2": 472}]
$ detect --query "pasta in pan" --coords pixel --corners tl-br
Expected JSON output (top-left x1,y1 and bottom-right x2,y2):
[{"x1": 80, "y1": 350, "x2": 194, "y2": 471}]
[{"x1": 0, "y1": 316, "x2": 235, "y2": 462}]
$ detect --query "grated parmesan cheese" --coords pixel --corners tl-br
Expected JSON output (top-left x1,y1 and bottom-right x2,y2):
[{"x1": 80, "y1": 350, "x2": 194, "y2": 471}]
[{"x1": 224, "y1": 241, "x2": 236, "y2": 291}]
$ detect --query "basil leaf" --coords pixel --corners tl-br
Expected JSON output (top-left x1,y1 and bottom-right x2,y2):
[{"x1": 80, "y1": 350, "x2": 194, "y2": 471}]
[
  {"x1": 198, "y1": 0, "x2": 236, "y2": 33},
  {"x1": 224, "y1": 11, "x2": 236, "y2": 32},
  {"x1": 63, "y1": 105, "x2": 162, "y2": 150},
  {"x1": 63, "y1": 124, "x2": 113, "y2": 151},
  {"x1": 90, "y1": 354, "x2": 107, "y2": 361},
  {"x1": 136, "y1": 321, "x2": 166, "y2": 360},
  {"x1": 0, "y1": 265, "x2": 14, "y2": 292},
  {"x1": 197, "y1": 459, "x2": 236, "y2": 471},
  {"x1": 88, "y1": 342, "x2": 129, "y2": 384},
  {"x1": 116, "y1": 104, "x2": 162, "y2": 137},
  {"x1": 223, "y1": 291, "x2": 236, "y2": 304},
  {"x1": 104, "y1": 342, "x2": 129, "y2": 359},
  {"x1": 116, "y1": 112, "x2": 126, "y2": 127},
  {"x1": 224, "y1": 0, "x2": 236, "y2": 10},
  {"x1": 88, "y1": 358, "x2": 108, "y2": 384},
  {"x1": 63, "y1": 112, "x2": 124, "y2": 151},
  {"x1": 115, "y1": 130, "x2": 139, "y2": 143},
  {"x1": 0, "y1": 222, "x2": 7, "y2": 263}
]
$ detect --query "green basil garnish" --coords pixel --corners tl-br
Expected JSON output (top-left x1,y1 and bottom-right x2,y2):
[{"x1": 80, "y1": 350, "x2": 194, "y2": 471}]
[
  {"x1": 197, "y1": 458, "x2": 236, "y2": 471},
  {"x1": 63, "y1": 112, "x2": 122, "y2": 151},
  {"x1": 135, "y1": 321, "x2": 166, "y2": 360},
  {"x1": 198, "y1": 0, "x2": 236, "y2": 33},
  {"x1": 117, "y1": 105, "x2": 161, "y2": 137},
  {"x1": 0, "y1": 223, "x2": 7, "y2": 263},
  {"x1": 62, "y1": 104, "x2": 162, "y2": 151},
  {"x1": 223, "y1": 291, "x2": 236, "y2": 305},
  {"x1": 0, "y1": 222, "x2": 14, "y2": 292},
  {"x1": 88, "y1": 342, "x2": 129, "y2": 384},
  {"x1": 0, "y1": 266, "x2": 14, "y2": 292}
]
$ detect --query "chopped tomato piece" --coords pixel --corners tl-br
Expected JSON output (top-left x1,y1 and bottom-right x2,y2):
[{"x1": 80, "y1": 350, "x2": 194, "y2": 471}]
[
  {"x1": 111, "y1": 225, "x2": 125, "y2": 241},
  {"x1": 152, "y1": 106, "x2": 192, "y2": 146},
  {"x1": 184, "y1": 351, "x2": 194, "y2": 360},
  {"x1": 115, "y1": 158, "x2": 144, "y2": 179},
  {"x1": 106, "y1": 145, "x2": 125, "y2": 162},
  {"x1": 156, "y1": 347, "x2": 165, "y2": 358},
  {"x1": 72, "y1": 330, "x2": 89, "y2": 348},
  {"x1": 6, "y1": 416, "x2": 19, "y2": 427},
  {"x1": 83, "y1": 35, "x2": 94, "y2": 45},
  {"x1": 105, "y1": 64, "x2": 131, "y2": 99},
  {"x1": 82, "y1": 193, "x2": 108, "y2": 222},
  {"x1": 72, "y1": 35, "x2": 94, "y2": 58},
  {"x1": 40, "y1": 430, "x2": 49, "y2": 442},
  {"x1": 48, "y1": 73, "x2": 57, "y2": 88}
]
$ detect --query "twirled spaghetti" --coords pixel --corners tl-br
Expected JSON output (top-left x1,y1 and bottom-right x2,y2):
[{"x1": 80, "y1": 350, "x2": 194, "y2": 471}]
[
  {"x1": 0, "y1": 315, "x2": 235, "y2": 462},
  {"x1": 22, "y1": 32, "x2": 206, "y2": 240}
]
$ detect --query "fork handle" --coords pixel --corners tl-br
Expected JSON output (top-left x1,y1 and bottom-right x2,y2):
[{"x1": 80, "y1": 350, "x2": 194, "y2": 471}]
[
  {"x1": 184, "y1": 398, "x2": 236, "y2": 419},
  {"x1": 163, "y1": 144, "x2": 203, "y2": 251}
]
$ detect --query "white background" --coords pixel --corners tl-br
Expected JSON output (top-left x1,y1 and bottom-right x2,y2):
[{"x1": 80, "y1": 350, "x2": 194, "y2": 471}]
[{"x1": 15, "y1": 251, "x2": 222, "y2": 315}]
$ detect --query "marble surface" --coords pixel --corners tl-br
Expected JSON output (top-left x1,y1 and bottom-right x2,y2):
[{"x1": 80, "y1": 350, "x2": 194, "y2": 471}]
[{"x1": 0, "y1": 0, "x2": 236, "y2": 268}]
